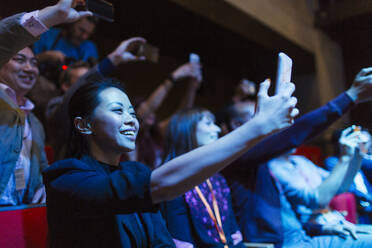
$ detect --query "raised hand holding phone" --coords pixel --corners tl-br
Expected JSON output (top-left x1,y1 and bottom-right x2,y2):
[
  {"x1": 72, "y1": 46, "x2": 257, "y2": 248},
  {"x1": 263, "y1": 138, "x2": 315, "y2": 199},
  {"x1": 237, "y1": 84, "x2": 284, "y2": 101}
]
[
  {"x1": 188, "y1": 53, "x2": 202, "y2": 83},
  {"x1": 275, "y1": 52, "x2": 293, "y2": 94},
  {"x1": 189, "y1": 53, "x2": 200, "y2": 64}
]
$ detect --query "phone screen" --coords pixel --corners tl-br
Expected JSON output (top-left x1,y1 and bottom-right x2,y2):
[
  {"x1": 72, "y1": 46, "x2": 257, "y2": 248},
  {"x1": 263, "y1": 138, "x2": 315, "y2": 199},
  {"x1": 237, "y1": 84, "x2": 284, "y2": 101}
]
[
  {"x1": 275, "y1": 52, "x2": 292, "y2": 94},
  {"x1": 137, "y1": 44, "x2": 160, "y2": 63},
  {"x1": 86, "y1": 0, "x2": 114, "y2": 22},
  {"x1": 189, "y1": 53, "x2": 200, "y2": 64}
]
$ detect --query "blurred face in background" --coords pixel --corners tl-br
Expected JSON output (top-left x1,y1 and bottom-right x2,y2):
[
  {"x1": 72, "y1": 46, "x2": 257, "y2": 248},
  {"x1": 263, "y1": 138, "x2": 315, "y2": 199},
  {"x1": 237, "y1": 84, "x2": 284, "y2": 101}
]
[
  {"x1": 195, "y1": 113, "x2": 221, "y2": 147},
  {"x1": 230, "y1": 101, "x2": 256, "y2": 130},
  {"x1": 68, "y1": 17, "x2": 96, "y2": 46},
  {"x1": 0, "y1": 47, "x2": 39, "y2": 98},
  {"x1": 61, "y1": 66, "x2": 89, "y2": 93}
]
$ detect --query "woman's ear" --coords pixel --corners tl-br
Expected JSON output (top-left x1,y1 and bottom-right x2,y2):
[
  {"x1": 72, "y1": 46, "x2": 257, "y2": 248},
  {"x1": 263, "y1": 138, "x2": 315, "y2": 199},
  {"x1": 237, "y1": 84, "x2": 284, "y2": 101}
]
[{"x1": 74, "y1": 117, "x2": 92, "y2": 135}]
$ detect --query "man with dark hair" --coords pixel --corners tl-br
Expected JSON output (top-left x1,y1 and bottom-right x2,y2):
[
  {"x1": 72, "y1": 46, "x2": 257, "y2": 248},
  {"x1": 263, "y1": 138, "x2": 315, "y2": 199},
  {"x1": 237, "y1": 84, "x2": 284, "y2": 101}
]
[
  {"x1": 0, "y1": 0, "x2": 93, "y2": 205},
  {"x1": 33, "y1": 16, "x2": 98, "y2": 63},
  {"x1": 45, "y1": 60, "x2": 90, "y2": 122}
]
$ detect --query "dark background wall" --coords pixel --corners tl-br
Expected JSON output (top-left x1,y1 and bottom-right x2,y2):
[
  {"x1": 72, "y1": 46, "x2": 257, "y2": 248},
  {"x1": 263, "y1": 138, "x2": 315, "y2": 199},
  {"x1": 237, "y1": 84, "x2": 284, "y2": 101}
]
[
  {"x1": 2, "y1": 1, "x2": 370, "y2": 134},
  {"x1": 1, "y1": 0, "x2": 318, "y2": 118}
]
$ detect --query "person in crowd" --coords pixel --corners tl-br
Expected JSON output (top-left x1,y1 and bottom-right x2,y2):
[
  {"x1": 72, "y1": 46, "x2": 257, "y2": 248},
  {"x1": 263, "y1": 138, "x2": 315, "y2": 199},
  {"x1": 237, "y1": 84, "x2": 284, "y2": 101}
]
[
  {"x1": 220, "y1": 69, "x2": 372, "y2": 247},
  {"x1": 232, "y1": 78, "x2": 257, "y2": 104},
  {"x1": 46, "y1": 36, "x2": 147, "y2": 160},
  {"x1": 0, "y1": 0, "x2": 92, "y2": 205},
  {"x1": 216, "y1": 78, "x2": 257, "y2": 136},
  {"x1": 0, "y1": 46, "x2": 48, "y2": 205},
  {"x1": 267, "y1": 127, "x2": 372, "y2": 243},
  {"x1": 325, "y1": 127, "x2": 372, "y2": 224},
  {"x1": 161, "y1": 108, "x2": 245, "y2": 247},
  {"x1": 43, "y1": 75, "x2": 297, "y2": 247},
  {"x1": 127, "y1": 62, "x2": 202, "y2": 168},
  {"x1": 33, "y1": 15, "x2": 98, "y2": 63},
  {"x1": 45, "y1": 60, "x2": 90, "y2": 120},
  {"x1": 29, "y1": 11, "x2": 98, "y2": 123}
]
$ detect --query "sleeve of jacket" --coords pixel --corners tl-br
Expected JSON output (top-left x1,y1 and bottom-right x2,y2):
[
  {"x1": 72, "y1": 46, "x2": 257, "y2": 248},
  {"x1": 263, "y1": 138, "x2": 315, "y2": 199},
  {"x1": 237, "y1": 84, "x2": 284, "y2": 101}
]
[
  {"x1": 151, "y1": 211, "x2": 176, "y2": 248},
  {"x1": 0, "y1": 13, "x2": 39, "y2": 68},
  {"x1": 160, "y1": 196, "x2": 196, "y2": 245},
  {"x1": 229, "y1": 93, "x2": 354, "y2": 174}
]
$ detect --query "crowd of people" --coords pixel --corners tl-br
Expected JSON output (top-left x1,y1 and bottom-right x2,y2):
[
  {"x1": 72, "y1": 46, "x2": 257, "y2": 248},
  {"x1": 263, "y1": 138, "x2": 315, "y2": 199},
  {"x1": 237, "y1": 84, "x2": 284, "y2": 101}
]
[{"x1": 1, "y1": 0, "x2": 372, "y2": 247}]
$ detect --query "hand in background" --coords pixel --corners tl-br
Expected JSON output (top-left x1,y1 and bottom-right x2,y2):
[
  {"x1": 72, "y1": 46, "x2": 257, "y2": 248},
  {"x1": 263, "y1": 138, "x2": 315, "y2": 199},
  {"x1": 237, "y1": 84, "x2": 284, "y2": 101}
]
[
  {"x1": 171, "y1": 63, "x2": 202, "y2": 84},
  {"x1": 108, "y1": 37, "x2": 147, "y2": 66},
  {"x1": 346, "y1": 67, "x2": 372, "y2": 103},
  {"x1": 172, "y1": 238, "x2": 194, "y2": 248},
  {"x1": 254, "y1": 79, "x2": 299, "y2": 134}
]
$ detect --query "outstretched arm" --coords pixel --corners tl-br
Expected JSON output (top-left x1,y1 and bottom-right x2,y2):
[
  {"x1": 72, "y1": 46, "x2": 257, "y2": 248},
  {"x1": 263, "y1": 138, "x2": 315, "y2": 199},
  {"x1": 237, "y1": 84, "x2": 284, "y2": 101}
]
[
  {"x1": 234, "y1": 67, "x2": 372, "y2": 169},
  {"x1": 137, "y1": 63, "x2": 202, "y2": 126},
  {"x1": 151, "y1": 80, "x2": 299, "y2": 203},
  {"x1": 158, "y1": 65, "x2": 202, "y2": 132}
]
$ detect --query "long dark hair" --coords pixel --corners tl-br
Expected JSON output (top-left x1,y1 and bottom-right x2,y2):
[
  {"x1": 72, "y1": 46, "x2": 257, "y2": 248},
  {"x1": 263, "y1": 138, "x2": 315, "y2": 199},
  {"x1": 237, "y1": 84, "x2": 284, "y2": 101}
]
[
  {"x1": 163, "y1": 108, "x2": 214, "y2": 163},
  {"x1": 66, "y1": 78, "x2": 126, "y2": 158}
]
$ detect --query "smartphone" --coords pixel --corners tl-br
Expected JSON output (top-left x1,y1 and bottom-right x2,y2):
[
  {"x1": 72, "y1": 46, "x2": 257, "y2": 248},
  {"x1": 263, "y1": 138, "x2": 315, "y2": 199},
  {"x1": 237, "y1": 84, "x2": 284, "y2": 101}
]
[
  {"x1": 137, "y1": 43, "x2": 160, "y2": 63},
  {"x1": 189, "y1": 53, "x2": 200, "y2": 64},
  {"x1": 86, "y1": 0, "x2": 114, "y2": 22},
  {"x1": 275, "y1": 52, "x2": 292, "y2": 94}
]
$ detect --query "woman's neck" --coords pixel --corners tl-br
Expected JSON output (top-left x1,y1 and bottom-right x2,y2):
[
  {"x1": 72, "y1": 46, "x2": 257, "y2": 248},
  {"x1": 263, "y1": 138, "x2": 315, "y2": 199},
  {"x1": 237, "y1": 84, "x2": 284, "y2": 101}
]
[{"x1": 89, "y1": 143, "x2": 121, "y2": 166}]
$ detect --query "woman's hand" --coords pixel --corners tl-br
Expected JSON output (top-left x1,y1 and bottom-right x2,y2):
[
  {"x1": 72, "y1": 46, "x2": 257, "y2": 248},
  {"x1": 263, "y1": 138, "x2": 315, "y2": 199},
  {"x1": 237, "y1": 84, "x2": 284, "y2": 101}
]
[
  {"x1": 108, "y1": 37, "x2": 147, "y2": 66},
  {"x1": 231, "y1": 230, "x2": 243, "y2": 245},
  {"x1": 173, "y1": 238, "x2": 194, "y2": 248},
  {"x1": 253, "y1": 79, "x2": 299, "y2": 135},
  {"x1": 171, "y1": 63, "x2": 202, "y2": 84}
]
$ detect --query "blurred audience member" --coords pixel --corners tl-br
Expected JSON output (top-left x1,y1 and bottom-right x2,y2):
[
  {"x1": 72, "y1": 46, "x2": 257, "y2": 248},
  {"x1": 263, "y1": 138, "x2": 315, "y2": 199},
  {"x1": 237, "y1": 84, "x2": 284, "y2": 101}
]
[
  {"x1": 0, "y1": 46, "x2": 48, "y2": 205},
  {"x1": 220, "y1": 69, "x2": 372, "y2": 247},
  {"x1": 0, "y1": 0, "x2": 93, "y2": 205},
  {"x1": 126, "y1": 62, "x2": 202, "y2": 168},
  {"x1": 325, "y1": 127, "x2": 372, "y2": 224},
  {"x1": 46, "y1": 60, "x2": 90, "y2": 120},
  {"x1": 33, "y1": 16, "x2": 98, "y2": 63},
  {"x1": 161, "y1": 108, "x2": 245, "y2": 248},
  {"x1": 232, "y1": 78, "x2": 257, "y2": 104},
  {"x1": 216, "y1": 78, "x2": 256, "y2": 136},
  {"x1": 268, "y1": 130, "x2": 372, "y2": 243}
]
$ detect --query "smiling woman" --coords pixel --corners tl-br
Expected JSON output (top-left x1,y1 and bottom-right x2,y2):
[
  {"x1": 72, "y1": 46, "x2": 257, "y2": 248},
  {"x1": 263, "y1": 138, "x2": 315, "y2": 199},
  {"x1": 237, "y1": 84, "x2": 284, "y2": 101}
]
[
  {"x1": 161, "y1": 109, "x2": 245, "y2": 248},
  {"x1": 42, "y1": 76, "x2": 298, "y2": 247}
]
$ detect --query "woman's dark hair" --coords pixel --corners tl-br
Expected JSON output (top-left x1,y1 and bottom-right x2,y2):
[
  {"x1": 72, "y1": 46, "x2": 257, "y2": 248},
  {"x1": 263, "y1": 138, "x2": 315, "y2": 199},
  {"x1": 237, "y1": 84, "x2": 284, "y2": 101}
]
[
  {"x1": 66, "y1": 78, "x2": 126, "y2": 158},
  {"x1": 163, "y1": 108, "x2": 214, "y2": 163}
]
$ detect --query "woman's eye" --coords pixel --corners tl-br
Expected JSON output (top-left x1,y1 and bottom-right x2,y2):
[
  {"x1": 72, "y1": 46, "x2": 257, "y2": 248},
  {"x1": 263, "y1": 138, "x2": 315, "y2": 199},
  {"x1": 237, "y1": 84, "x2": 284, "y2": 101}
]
[
  {"x1": 113, "y1": 108, "x2": 123, "y2": 113},
  {"x1": 130, "y1": 112, "x2": 137, "y2": 118}
]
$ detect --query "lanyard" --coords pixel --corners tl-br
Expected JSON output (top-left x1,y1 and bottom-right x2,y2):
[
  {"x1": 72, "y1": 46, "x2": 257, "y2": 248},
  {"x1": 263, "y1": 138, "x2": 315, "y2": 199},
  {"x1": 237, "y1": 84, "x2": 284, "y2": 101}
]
[{"x1": 194, "y1": 179, "x2": 228, "y2": 248}]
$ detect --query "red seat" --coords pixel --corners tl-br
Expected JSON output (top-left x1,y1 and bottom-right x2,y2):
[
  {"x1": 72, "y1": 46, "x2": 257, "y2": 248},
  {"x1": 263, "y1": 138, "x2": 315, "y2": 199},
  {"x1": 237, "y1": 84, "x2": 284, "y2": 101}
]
[
  {"x1": 0, "y1": 205, "x2": 48, "y2": 248},
  {"x1": 294, "y1": 145, "x2": 324, "y2": 167},
  {"x1": 329, "y1": 193, "x2": 357, "y2": 224},
  {"x1": 44, "y1": 145, "x2": 55, "y2": 165}
]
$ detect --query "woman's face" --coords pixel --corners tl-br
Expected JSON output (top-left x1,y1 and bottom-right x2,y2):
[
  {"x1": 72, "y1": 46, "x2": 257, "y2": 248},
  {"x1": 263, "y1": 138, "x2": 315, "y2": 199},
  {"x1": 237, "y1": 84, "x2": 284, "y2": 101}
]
[
  {"x1": 195, "y1": 114, "x2": 221, "y2": 147},
  {"x1": 88, "y1": 87, "x2": 139, "y2": 154}
]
